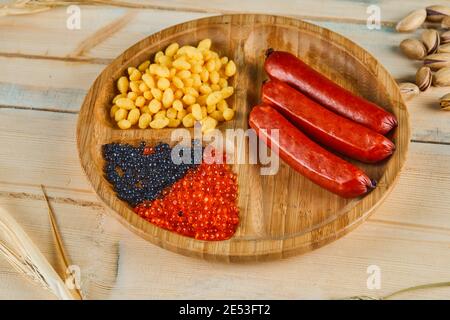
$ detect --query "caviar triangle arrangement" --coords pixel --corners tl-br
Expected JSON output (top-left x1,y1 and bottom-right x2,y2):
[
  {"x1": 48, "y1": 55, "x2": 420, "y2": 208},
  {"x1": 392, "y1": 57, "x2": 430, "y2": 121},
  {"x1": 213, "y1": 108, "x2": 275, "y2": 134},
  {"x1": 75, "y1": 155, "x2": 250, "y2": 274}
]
[{"x1": 104, "y1": 39, "x2": 240, "y2": 241}]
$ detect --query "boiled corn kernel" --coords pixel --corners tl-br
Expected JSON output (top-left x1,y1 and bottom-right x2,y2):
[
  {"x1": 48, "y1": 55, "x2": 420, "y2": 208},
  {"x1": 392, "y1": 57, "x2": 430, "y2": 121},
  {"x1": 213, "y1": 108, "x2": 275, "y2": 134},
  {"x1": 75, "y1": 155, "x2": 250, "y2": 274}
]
[
  {"x1": 177, "y1": 108, "x2": 187, "y2": 120},
  {"x1": 149, "y1": 99, "x2": 162, "y2": 113},
  {"x1": 201, "y1": 106, "x2": 207, "y2": 119},
  {"x1": 115, "y1": 108, "x2": 128, "y2": 122},
  {"x1": 172, "y1": 99, "x2": 183, "y2": 112},
  {"x1": 141, "y1": 106, "x2": 151, "y2": 114},
  {"x1": 116, "y1": 98, "x2": 135, "y2": 110},
  {"x1": 143, "y1": 90, "x2": 153, "y2": 100},
  {"x1": 206, "y1": 104, "x2": 216, "y2": 114},
  {"x1": 174, "y1": 89, "x2": 184, "y2": 100},
  {"x1": 211, "y1": 84, "x2": 221, "y2": 91},
  {"x1": 127, "y1": 108, "x2": 140, "y2": 125},
  {"x1": 165, "y1": 43, "x2": 179, "y2": 57},
  {"x1": 157, "y1": 77, "x2": 171, "y2": 90},
  {"x1": 223, "y1": 107, "x2": 235, "y2": 121},
  {"x1": 128, "y1": 67, "x2": 138, "y2": 76},
  {"x1": 192, "y1": 104, "x2": 203, "y2": 121},
  {"x1": 139, "y1": 82, "x2": 149, "y2": 92},
  {"x1": 185, "y1": 87, "x2": 199, "y2": 98},
  {"x1": 166, "y1": 108, "x2": 177, "y2": 119},
  {"x1": 206, "y1": 91, "x2": 222, "y2": 106},
  {"x1": 117, "y1": 76, "x2": 129, "y2": 94},
  {"x1": 138, "y1": 113, "x2": 152, "y2": 129},
  {"x1": 127, "y1": 92, "x2": 138, "y2": 101},
  {"x1": 201, "y1": 116, "x2": 218, "y2": 133},
  {"x1": 155, "y1": 65, "x2": 170, "y2": 78},
  {"x1": 173, "y1": 59, "x2": 191, "y2": 70},
  {"x1": 150, "y1": 117, "x2": 169, "y2": 129},
  {"x1": 199, "y1": 84, "x2": 212, "y2": 95},
  {"x1": 221, "y1": 86, "x2": 234, "y2": 99},
  {"x1": 135, "y1": 96, "x2": 146, "y2": 107},
  {"x1": 142, "y1": 73, "x2": 155, "y2": 88},
  {"x1": 113, "y1": 93, "x2": 126, "y2": 104},
  {"x1": 162, "y1": 88, "x2": 174, "y2": 108},
  {"x1": 172, "y1": 76, "x2": 184, "y2": 89},
  {"x1": 117, "y1": 119, "x2": 132, "y2": 129},
  {"x1": 183, "y1": 77, "x2": 194, "y2": 88},
  {"x1": 182, "y1": 113, "x2": 195, "y2": 127},
  {"x1": 198, "y1": 38, "x2": 212, "y2": 50},
  {"x1": 130, "y1": 81, "x2": 141, "y2": 93},
  {"x1": 177, "y1": 70, "x2": 191, "y2": 79},
  {"x1": 217, "y1": 100, "x2": 228, "y2": 112},
  {"x1": 225, "y1": 60, "x2": 236, "y2": 77},
  {"x1": 138, "y1": 60, "x2": 150, "y2": 72},
  {"x1": 182, "y1": 94, "x2": 196, "y2": 106},
  {"x1": 154, "y1": 110, "x2": 167, "y2": 120},
  {"x1": 110, "y1": 105, "x2": 119, "y2": 118},
  {"x1": 151, "y1": 88, "x2": 163, "y2": 101},
  {"x1": 210, "y1": 71, "x2": 220, "y2": 84},
  {"x1": 168, "y1": 118, "x2": 181, "y2": 128},
  {"x1": 129, "y1": 69, "x2": 142, "y2": 81},
  {"x1": 210, "y1": 110, "x2": 224, "y2": 122}
]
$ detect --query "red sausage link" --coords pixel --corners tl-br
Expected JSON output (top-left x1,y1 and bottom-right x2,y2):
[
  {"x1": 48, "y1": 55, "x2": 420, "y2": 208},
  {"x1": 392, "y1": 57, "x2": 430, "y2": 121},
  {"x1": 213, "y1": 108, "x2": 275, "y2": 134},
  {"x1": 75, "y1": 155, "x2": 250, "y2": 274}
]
[
  {"x1": 249, "y1": 105, "x2": 375, "y2": 198},
  {"x1": 262, "y1": 79, "x2": 395, "y2": 163},
  {"x1": 264, "y1": 50, "x2": 398, "y2": 135}
]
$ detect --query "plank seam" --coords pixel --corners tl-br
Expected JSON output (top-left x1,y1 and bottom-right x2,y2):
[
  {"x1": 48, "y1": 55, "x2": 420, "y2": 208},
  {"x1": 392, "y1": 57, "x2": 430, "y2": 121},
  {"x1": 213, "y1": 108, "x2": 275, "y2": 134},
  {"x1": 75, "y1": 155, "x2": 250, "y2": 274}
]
[{"x1": 0, "y1": 105, "x2": 79, "y2": 115}]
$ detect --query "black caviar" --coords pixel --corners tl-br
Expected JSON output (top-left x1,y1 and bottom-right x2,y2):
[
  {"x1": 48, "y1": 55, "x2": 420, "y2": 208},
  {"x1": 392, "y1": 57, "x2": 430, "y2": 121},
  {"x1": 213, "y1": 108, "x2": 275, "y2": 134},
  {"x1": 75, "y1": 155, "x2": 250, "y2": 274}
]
[{"x1": 102, "y1": 142, "x2": 200, "y2": 206}]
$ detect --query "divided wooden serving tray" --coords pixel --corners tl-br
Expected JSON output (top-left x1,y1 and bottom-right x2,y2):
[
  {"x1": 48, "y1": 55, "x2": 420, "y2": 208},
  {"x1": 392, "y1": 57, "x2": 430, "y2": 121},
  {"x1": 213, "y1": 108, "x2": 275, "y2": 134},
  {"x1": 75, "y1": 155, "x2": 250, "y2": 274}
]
[{"x1": 77, "y1": 14, "x2": 410, "y2": 262}]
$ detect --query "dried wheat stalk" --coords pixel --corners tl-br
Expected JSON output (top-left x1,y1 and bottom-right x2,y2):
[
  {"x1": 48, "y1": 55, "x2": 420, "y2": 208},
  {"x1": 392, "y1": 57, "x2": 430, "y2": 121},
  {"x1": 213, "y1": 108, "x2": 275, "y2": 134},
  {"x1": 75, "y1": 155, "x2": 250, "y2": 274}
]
[
  {"x1": 0, "y1": 206, "x2": 75, "y2": 299},
  {"x1": 0, "y1": 0, "x2": 173, "y2": 17}
]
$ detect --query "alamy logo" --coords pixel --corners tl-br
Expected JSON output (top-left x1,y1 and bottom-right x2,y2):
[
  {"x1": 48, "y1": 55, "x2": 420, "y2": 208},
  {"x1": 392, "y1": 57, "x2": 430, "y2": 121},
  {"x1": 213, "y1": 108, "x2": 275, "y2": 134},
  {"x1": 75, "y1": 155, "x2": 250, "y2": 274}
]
[
  {"x1": 65, "y1": 265, "x2": 81, "y2": 290},
  {"x1": 366, "y1": 5, "x2": 381, "y2": 30},
  {"x1": 366, "y1": 265, "x2": 381, "y2": 290},
  {"x1": 66, "y1": 5, "x2": 81, "y2": 30}
]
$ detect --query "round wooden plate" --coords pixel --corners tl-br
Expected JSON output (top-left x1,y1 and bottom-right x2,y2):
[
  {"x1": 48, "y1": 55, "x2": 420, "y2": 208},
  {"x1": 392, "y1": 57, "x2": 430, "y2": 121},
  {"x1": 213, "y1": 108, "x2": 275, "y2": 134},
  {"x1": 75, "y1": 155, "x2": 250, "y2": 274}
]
[{"x1": 77, "y1": 14, "x2": 410, "y2": 262}]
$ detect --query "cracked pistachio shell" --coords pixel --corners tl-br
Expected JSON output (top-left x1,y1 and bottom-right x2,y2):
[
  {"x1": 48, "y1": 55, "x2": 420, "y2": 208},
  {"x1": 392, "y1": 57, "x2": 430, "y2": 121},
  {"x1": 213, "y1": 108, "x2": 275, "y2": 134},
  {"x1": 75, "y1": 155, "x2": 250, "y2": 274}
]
[
  {"x1": 438, "y1": 43, "x2": 450, "y2": 53},
  {"x1": 440, "y1": 93, "x2": 450, "y2": 110},
  {"x1": 426, "y1": 5, "x2": 450, "y2": 22},
  {"x1": 441, "y1": 31, "x2": 450, "y2": 44},
  {"x1": 396, "y1": 9, "x2": 427, "y2": 32},
  {"x1": 400, "y1": 38, "x2": 427, "y2": 60},
  {"x1": 416, "y1": 66, "x2": 432, "y2": 91},
  {"x1": 424, "y1": 53, "x2": 450, "y2": 70},
  {"x1": 421, "y1": 29, "x2": 440, "y2": 54},
  {"x1": 442, "y1": 16, "x2": 450, "y2": 29},
  {"x1": 433, "y1": 67, "x2": 450, "y2": 87},
  {"x1": 399, "y1": 82, "x2": 420, "y2": 101}
]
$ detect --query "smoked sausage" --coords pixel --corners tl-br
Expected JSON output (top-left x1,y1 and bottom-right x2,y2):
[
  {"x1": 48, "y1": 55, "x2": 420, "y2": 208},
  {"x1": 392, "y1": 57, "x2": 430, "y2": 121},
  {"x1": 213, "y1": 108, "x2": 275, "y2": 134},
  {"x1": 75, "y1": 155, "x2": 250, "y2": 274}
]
[
  {"x1": 249, "y1": 105, "x2": 375, "y2": 198},
  {"x1": 262, "y1": 79, "x2": 395, "y2": 163},
  {"x1": 264, "y1": 49, "x2": 398, "y2": 135}
]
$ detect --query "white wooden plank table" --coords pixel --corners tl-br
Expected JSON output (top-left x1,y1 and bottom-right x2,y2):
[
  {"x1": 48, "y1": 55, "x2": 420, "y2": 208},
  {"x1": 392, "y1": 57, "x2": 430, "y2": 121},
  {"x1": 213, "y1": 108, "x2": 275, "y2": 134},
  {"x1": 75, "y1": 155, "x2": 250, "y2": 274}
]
[{"x1": 0, "y1": 1, "x2": 449, "y2": 299}]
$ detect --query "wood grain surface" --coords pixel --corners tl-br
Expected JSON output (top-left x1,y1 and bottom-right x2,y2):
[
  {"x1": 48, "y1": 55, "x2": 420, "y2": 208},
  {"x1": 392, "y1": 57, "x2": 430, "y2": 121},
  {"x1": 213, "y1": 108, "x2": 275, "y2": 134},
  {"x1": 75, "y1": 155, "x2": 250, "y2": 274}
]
[{"x1": 0, "y1": 1, "x2": 449, "y2": 299}]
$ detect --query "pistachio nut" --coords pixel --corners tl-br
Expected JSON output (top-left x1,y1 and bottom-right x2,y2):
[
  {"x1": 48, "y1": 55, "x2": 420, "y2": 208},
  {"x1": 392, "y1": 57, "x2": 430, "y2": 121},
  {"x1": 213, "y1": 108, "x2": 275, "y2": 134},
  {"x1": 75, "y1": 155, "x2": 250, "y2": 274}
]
[
  {"x1": 441, "y1": 30, "x2": 450, "y2": 44},
  {"x1": 396, "y1": 9, "x2": 427, "y2": 32},
  {"x1": 433, "y1": 67, "x2": 450, "y2": 86},
  {"x1": 442, "y1": 16, "x2": 450, "y2": 29},
  {"x1": 426, "y1": 5, "x2": 450, "y2": 22},
  {"x1": 423, "y1": 53, "x2": 450, "y2": 70},
  {"x1": 416, "y1": 66, "x2": 433, "y2": 91},
  {"x1": 438, "y1": 43, "x2": 450, "y2": 53},
  {"x1": 398, "y1": 82, "x2": 420, "y2": 101},
  {"x1": 439, "y1": 93, "x2": 450, "y2": 110},
  {"x1": 421, "y1": 29, "x2": 440, "y2": 54},
  {"x1": 400, "y1": 38, "x2": 427, "y2": 60}
]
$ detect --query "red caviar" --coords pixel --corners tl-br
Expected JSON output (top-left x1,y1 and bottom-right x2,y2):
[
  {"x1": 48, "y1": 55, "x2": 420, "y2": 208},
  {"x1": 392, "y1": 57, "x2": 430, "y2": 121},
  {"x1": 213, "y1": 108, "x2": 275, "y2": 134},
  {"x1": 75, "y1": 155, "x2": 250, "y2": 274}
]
[{"x1": 134, "y1": 162, "x2": 239, "y2": 241}]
